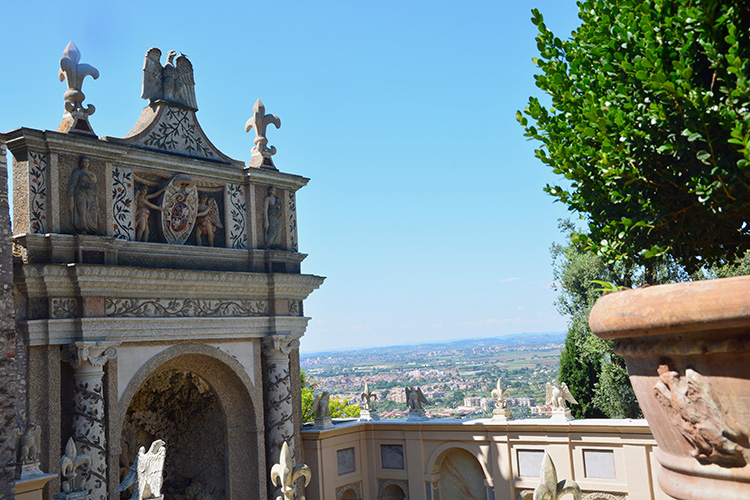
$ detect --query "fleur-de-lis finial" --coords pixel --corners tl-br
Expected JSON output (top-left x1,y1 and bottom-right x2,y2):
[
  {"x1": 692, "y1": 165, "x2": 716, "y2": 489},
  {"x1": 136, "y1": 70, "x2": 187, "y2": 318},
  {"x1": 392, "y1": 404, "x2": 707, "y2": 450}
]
[
  {"x1": 533, "y1": 452, "x2": 581, "y2": 500},
  {"x1": 270, "y1": 441, "x2": 312, "y2": 500},
  {"x1": 58, "y1": 41, "x2": 99, "y2": 134},
  {"x1": 361, "y1": 382, "x2": 378, "y2": 411},
  {"x1": 59, "y1": 437, "x2": 90, "y2": 494},
  {"x1": 245, "y1": 98, "x2": 281, "y2": 168}
]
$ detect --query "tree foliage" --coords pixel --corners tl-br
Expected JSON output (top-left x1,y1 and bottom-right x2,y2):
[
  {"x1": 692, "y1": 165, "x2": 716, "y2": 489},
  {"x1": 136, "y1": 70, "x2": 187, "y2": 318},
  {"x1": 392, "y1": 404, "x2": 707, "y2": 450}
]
[
  {"x1": 300, "y1": 371, "x2": 360, "y2": 422},
  {"x1": 520, "y1": 1, "x2": 750, "y2": 273}
]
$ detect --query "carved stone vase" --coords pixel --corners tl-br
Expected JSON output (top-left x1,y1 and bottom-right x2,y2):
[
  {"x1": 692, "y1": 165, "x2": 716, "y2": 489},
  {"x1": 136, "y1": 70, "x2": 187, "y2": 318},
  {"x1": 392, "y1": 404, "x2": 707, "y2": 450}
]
[{"x1": 589, "y1": 275, "x2": 750, "y2": 500}]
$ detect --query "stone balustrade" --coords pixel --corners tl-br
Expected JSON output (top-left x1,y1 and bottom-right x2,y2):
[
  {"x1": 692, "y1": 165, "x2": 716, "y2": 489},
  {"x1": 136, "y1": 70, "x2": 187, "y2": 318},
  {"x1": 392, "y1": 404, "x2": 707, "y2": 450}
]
[{"x1": 302, "y1": 418, "x2": 670, "y2": 500}]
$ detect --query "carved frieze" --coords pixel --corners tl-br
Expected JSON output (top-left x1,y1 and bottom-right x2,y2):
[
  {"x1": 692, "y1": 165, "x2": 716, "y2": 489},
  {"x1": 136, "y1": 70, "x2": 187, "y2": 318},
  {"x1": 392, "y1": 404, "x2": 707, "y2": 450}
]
[
  {"x1": 112, "y1": 165, "x2": 134, "y2": 240},
  {"x1": 288, "y1": 300, "x2": 301, "y2": 316},
  {"x1": 653, "y1": 363, "x2": 748, "y2": 467},
  {"x1": 27, "y1": 151, "x2": 48, "y2": 234},
  {"x1": 105, "y1": 298, "x2": 268, "y2": 317},
  {"x1": 226, "y1": 183, "x2": 248, "y2": 249},
  {"x1": 288, "y1": 191, "x2": 298, "y2": 252},
  {"x1": 144, "y1": 107, "x2": 214, "y2": 158},
  {"x1": 50, "y1": 298, "x2": 77, "y2": 319}
]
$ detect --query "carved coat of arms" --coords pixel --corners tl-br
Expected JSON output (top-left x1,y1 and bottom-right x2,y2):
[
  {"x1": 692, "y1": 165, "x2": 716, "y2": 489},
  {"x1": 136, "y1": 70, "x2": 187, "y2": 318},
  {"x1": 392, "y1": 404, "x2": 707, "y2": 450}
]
[{"x1": 160, "y1": 174, "x2": 198, "y2": 244}]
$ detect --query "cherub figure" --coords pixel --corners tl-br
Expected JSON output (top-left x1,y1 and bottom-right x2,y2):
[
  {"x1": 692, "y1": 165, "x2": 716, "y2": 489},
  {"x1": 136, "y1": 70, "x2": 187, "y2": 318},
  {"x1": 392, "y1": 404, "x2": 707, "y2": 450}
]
[
  {"x1": 135, "y1": 185, "x2": 166, "y2": 242},
  {"x1": 195, "y1": 195, "x2": 223, "y2": 246}
]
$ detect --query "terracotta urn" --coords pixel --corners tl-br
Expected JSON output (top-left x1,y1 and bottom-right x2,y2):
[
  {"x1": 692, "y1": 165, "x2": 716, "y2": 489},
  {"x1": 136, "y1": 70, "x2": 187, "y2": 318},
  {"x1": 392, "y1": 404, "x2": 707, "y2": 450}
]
[{"x1": 589, "y1": 275, "x2": 750, "y2": 500}]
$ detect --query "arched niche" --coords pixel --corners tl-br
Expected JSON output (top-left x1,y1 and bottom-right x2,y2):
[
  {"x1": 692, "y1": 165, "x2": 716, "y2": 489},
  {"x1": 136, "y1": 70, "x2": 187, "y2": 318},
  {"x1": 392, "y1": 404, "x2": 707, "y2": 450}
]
[
  {"x1": 113, "y1": 344, "x2": 263, "y2": 500},
  {"x1": 432, "y1": 447, "x2": 487, "y2": 500}
]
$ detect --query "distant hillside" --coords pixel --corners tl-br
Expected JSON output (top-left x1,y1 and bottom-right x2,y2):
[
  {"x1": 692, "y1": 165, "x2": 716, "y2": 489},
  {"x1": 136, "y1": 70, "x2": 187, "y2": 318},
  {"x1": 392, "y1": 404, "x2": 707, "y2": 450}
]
[{"x1": 301, "y1": 332, "x2": 565, "y2": 360}]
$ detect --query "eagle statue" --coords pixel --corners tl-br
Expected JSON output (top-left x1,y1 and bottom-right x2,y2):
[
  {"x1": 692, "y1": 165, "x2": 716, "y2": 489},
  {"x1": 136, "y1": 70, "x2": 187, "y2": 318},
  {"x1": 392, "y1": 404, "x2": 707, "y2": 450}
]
[
  {"x1": 307, "y1": 391, "x2": 331, "y2": 419},
  {"x1": 142, "y1": 48, "x2": 198, "y2": 110},
  {"x1": 545, "y1": 381, "x2": 578, "y2": 409},
  {"x1": 115, "y1": 440, "x2": 167, "y2": 500},
  {"x1": 406, "y1": 386, "x2": 431, "y2": 411}
]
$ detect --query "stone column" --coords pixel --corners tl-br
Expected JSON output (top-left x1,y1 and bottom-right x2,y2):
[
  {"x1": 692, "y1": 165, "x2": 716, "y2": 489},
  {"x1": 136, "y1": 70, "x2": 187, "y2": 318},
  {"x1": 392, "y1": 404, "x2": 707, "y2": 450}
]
[
  {"x1": 262, "y1": 335, "x2": 300, "y2": 466},
  {"x1": 63, "y1": 342, "x2": 117, "y2": 500}
]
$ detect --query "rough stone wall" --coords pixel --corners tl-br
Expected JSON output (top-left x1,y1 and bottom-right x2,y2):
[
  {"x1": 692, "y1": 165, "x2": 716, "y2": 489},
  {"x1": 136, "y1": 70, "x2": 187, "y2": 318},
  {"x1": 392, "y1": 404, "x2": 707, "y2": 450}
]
[{"x1": 0, "y1": 141, "x2": 17, "y2": 498}]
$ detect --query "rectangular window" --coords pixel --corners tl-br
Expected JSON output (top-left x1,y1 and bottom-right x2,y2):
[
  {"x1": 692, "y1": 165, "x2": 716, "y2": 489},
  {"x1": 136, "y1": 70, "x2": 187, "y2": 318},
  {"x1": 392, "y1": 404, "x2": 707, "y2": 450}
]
[
  {"x1": 583, "y1": 449, "x2": 616, "y2": 479},
  {"x1": 381, "y1": 444, "x2": 405, "y2": 470},
  {"x1": 517, "y1": 450, "x2": 545, "y2": 477},
  {"x1": 337, "y1": 447, "x2": 356, "y2": 475}
]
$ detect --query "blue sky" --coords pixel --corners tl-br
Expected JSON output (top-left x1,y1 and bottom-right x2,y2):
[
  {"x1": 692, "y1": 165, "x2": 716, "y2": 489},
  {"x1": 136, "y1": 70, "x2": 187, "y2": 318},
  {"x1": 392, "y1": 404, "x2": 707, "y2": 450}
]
[{"x1": 1, "y1": 1, "x2": 583, "y2": 353}]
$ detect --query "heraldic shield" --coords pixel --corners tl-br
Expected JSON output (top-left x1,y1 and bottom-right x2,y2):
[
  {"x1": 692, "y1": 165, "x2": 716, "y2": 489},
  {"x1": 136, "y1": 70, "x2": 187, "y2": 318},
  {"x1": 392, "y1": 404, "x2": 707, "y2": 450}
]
[{"x1": 160, "y1": 174, "x2": 198, "y2": 244}]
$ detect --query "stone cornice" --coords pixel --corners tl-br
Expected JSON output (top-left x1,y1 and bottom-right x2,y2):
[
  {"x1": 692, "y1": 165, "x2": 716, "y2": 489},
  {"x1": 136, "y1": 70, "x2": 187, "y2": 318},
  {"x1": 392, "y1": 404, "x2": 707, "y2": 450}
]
[
  {"x1": 15, "y1": 263, "x2": 324, "y2": 300},
  {"x1": 3, "y1": 127, "x2": 310, "y2": 191},
  {"x1": 20, "y1": 315, "x2": 311, "y2": 346}
]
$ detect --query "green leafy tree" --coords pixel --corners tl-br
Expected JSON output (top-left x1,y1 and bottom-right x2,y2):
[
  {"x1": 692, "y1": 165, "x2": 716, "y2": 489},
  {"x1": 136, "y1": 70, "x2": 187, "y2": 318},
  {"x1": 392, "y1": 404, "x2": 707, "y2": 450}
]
[
  {"x1": 329, "y1": 396, "x2": 361, "y2": 419},
  {"x1": 519, "y1": 1, "x2": 750, "y2": 274},
  {"x1": 300, "y1": 371, "x2": 360, "y2": 421}
]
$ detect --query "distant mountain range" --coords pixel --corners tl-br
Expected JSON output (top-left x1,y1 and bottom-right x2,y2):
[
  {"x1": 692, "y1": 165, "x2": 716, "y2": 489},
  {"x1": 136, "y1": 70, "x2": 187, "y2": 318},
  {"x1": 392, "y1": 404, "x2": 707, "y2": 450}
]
[{"x1": 300, "y1": 332, "x2": 565, "y2": 360}]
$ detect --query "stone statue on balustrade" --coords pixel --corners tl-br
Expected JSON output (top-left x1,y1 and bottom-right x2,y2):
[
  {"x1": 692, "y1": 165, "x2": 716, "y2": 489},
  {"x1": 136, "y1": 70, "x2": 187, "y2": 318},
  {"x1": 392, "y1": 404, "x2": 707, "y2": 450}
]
[
  {"x1": 142, "y1": 48, "x2": 197, "y2": 110},
  {"x1": 491, "y1": 378, "x2": 513, "y2": 422},
  {"x1": 115, "y1": 440, "x2": 167, "y2": 500},
  {"x1": 406, "y1": 386, "x2": 430, "y2": 421},
  {"x1": 67, "y1": 157, "x2": 99, "y2": 235},
  {"x1": 307, "y1": 392, "x2": 334, "y2": 430},
  {"x1": 53, "y1": 438, "x2": 91, "y2": 500},
  {"x1": 546, "y1": 380, "x2": 578, "y2": 422},
  {"x1": 359, "y1": 382, "x2": 380, "y2": 421}
]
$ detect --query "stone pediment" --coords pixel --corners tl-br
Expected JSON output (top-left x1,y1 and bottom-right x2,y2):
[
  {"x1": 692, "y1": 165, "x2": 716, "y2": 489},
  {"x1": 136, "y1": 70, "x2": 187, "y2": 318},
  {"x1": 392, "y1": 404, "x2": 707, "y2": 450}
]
[{"x1": 104, "y1": 102, "x2": 243, "y2": 166}]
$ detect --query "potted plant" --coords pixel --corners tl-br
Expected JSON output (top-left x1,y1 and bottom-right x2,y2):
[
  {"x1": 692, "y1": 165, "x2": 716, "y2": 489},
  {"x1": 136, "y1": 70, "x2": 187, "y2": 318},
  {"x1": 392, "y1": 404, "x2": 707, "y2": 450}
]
[{"x1": 519, "y1": 2, "x2": 750, "y2": 499}]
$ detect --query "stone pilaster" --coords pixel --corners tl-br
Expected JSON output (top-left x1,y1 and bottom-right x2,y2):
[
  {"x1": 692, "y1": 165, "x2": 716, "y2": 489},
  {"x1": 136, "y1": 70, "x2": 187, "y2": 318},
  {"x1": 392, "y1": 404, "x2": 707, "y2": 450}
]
[
  {"x1": 262, "y1": 335, "x2": 300, "y2": 467},
  {"x1": 62, "y1": 342, "x2": 117, "y2": 500},
  {"x1": 0, "y1": 140, "x2": 17, "y2": 499}
]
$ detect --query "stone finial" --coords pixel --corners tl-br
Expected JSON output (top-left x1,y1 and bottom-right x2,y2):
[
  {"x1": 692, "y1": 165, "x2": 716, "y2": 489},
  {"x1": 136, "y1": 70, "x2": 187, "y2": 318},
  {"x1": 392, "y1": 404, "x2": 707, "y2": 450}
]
[
  {"x1": 533, "y1": 452, "x2": 581, "y2": 500},
  {"x1": 57, "y1": 41, "x2": 99, "y2": 135},
  {"x1": 491, "y1": 378, "x2": 510, "y2": 408},
  {"x1": 245, "y1": 99, "x2": 281, "y2": 169},
  {"x1": 270, "y1": 441, "x2": 311, "y2": 500},
  {"x1": 115, "y1": 440, "x2": 166, "y2": 500},
  {"x1": 360, "y1": 382, "x2": 377, "y2": 411},
  {"x1": 58, "y1": 437, "x2": 90, "y2": 495}
]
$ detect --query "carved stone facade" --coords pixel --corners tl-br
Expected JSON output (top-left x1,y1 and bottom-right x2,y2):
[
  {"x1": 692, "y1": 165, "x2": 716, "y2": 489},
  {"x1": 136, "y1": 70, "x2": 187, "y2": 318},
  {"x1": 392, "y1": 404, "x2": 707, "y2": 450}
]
[
  {"x1": 0, "y1": 140, "x2": 17, "y2": 498},
  {"x1": 4, "y1": 45, "x2": 323, "y2": 500}
]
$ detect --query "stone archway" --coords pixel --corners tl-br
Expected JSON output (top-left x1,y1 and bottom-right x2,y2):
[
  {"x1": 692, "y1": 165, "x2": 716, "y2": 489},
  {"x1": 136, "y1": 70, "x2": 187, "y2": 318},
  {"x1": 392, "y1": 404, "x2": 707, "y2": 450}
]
[
  {"x1": 435, "y1": 448, "x2": 486, "y2": 500},
  {"x1": 120, "y1": 369, "x2": 225, "y2": 499},
  {"x1": 113, "y1": 345, "x2": 263, "y2": 500}
]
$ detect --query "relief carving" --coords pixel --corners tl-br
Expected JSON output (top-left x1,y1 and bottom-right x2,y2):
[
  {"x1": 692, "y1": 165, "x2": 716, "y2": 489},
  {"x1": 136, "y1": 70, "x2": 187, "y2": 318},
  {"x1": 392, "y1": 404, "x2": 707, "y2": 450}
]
[
  {"x1": 27, "y1": 151, "x2": 48, "y2": 234},
  {"x1": 50, "y1": 298, "x2": 77, "y2": 319},
  {"x1": 653, "y1": 363, "x2": 748, "y2": 467},
  {"x1": 134, "y1": 184, "x2": 165, "y2": 242},
  {"x1": 67, "y1": 156, "x2": 100, "y2": 235},
  {"x1": 195, "y1": 195, "x2": 222, "y2": 247},
  {"x1": 226, "y1": 184, "x2": 248, "y2": 250},
  {"x1": 288, "y1": 191, "x2": 298, "y2": 252},
  {"x1": 105, "y1": 298, "x2": 268, "y2": 318},
  {"x1": 160, "y1": 174, "x2": 198, "y2": 245},
  {"x1": 263, "y1": 186, "x2": 283, "y2": 249},
  {"x1": 144, "y1": 107, "x2": 213, "y2": 157},
  {"x1": 112, "y1": 166, "x2": 135, "y2": 240}
]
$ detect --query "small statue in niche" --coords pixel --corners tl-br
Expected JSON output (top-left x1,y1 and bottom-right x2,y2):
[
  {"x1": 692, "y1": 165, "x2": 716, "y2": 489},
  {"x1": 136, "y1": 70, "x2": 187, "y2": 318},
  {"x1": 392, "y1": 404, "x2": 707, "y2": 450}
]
[
  {"x1": 67, "y1": 156, "x2": 99, "y2": 234},
  {"x1": 195, "y1": 195, "x2": 223, "y2": 246},
  {"x1": 15, "y1": 423, "x2": 41, "y2": 463},
  {"x1": 263, "y1": 186, "x2": 283, "y2": 249},
  {"x1": 135, "y1": 185, "x2": 166, "y2": 242}
]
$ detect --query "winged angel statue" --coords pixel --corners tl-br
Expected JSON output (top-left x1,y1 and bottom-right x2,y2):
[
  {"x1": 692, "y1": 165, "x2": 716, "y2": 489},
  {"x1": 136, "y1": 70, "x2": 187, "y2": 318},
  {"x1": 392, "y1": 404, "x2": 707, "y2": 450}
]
[
  {"x1": 545, "y1": 381, "x2": 578, "y2": 410},
  {"x1": 115, "y1": 440, "x2": 167, "y2": 500},
  {"x1": 142, "y1": 48, "x2": 198, "y2": 110}
]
